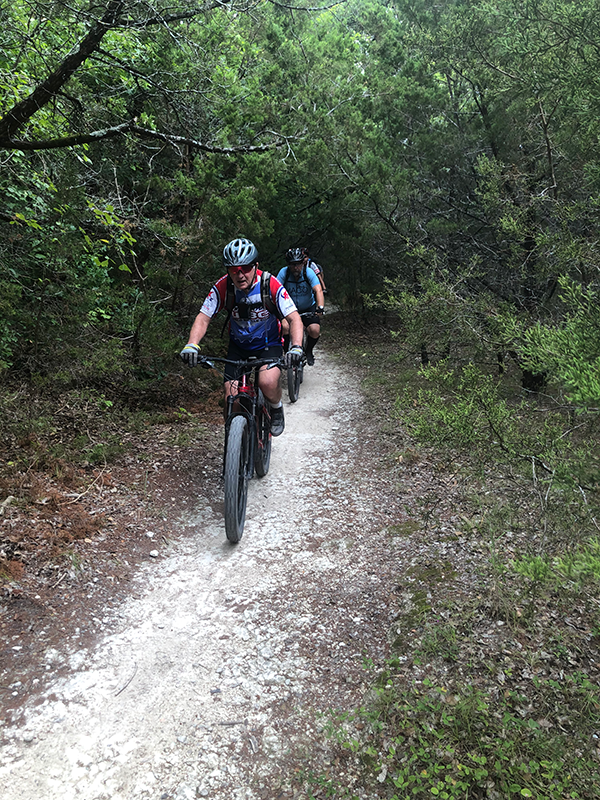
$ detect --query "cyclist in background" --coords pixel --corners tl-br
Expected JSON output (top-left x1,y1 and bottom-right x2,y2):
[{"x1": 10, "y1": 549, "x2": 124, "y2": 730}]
[
  {"x1": 180, "y1": 238, "x2": 304, "y2": 436},
  {"x1": 277, "y1": 247, "x2": 325, "y2": 366}
]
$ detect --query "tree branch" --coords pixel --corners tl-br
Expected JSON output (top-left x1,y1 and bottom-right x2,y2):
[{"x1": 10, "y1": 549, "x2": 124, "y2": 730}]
[
  {"x1": 130, "y1": 124, "x2": 283, "y2": 153},
  {"x1": 117, "y1": 1, "x2": 238, "y2": 29},
  {"x1": 267, "y1": 0, "x2": 345, "y2": 9},
  {"x1": 0, "y1": 0, "x2": 126, "y2": 141},
  {"x1": 0, "y1": 122, "x2": 289, "y2": 153},
  {"x1": 538, "y1": 97, "x2": 559, "y2": 201}
]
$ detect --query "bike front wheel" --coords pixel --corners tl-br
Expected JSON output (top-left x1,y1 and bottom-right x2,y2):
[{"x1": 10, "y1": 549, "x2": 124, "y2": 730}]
[
  {"x1": 224, "y1": 415, "x2": 250, "y2": 543},
  {"x1": 254, "y1": 392, "x2": 272, "y2": 477},
  {"x1": 287, "y1": 363, "x2": 301, "y2": 402}
]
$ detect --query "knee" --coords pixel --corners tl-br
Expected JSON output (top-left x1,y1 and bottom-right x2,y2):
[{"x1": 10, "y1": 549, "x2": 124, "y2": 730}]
[{"x1": 259, "y1": 371, "x2": 279, "y2": 392}]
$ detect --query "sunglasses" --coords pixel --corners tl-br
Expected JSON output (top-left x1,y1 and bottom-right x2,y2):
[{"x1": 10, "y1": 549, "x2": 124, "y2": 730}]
[{"x1": 228, "y1": 263, "x2": 256, "y2": 274}]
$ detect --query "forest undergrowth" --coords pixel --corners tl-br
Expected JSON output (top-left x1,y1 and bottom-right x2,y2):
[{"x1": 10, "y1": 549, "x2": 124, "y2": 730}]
[
  {"x1": 310, "y1": 314, "x2": 600, "y2": 800},
  {"x1": 0, "y1": 328, "x2": 228, "y2": 624}
]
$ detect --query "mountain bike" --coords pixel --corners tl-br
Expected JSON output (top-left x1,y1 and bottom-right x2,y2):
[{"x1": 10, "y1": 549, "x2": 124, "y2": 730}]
[
  {"x1": 286, "y1": 310, "x2": 323, "y2": 403},
  {"x1": 198, "y1": 355, "x2": 282, "y2": 543}
]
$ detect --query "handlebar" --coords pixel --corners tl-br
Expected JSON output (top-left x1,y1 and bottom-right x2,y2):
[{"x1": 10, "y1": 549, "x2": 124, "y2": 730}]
[{"x1": 198, "y1": 355, "x2": 285, "y2": 371}]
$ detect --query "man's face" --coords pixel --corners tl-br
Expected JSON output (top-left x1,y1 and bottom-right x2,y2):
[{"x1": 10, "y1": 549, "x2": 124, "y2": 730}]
[
  {"x1": 289, "y1": 257, "x2": 307, "y2": 278},
  {"x1": 228, "y1": 262, "x2": 257, "y2": 291}
]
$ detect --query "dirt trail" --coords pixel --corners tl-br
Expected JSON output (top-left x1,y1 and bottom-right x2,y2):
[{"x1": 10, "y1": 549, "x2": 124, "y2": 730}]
[{"x1": 0, "y1": 352, "x2": 403, "y2": 800}]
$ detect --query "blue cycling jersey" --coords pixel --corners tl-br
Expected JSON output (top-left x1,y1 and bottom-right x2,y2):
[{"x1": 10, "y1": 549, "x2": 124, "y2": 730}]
[
  {"x1": 200, "y1": 271, "x2": 296, "y2": 350},
  {"x1": 276, "y1": 266, "x2": 320, "y2": 313}
]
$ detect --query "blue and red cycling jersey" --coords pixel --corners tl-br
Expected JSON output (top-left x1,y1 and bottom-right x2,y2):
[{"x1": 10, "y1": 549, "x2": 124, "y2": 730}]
[{"x1": 200, "y1": 270, "x2": 297, "y2": 351}]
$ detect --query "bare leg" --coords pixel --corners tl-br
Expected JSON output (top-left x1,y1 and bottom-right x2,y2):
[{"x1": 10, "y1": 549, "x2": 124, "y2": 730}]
[{"x1": 257, "y1": 364, "x2": 282, "y2": 405}]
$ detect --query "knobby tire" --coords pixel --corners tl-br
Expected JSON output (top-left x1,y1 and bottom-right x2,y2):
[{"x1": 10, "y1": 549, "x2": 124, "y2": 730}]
[
  {"x1": 224, "y1": 415, "x2": 249, "y2": 543},
  {"x1": 254, "y1": 391, "x2": 272, "y2": 477},
  {"x1": 287, "y1": 363, "x2": 301, "y2": 402}
]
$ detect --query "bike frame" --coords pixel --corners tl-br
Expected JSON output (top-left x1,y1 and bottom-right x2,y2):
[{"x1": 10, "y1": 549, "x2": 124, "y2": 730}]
[{"x1": 198, "y1": 355, "x2": 281, "y2": 474}]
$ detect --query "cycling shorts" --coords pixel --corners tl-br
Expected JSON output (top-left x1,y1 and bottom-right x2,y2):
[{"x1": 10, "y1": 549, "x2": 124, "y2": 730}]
[{"x1": 224, "y1": 341, "x2": 284, "y2": 382}]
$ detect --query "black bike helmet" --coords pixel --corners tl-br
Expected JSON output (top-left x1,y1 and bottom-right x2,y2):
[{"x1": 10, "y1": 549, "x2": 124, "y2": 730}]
[
  {"x1": 285, "y1": 247, "x2": 307, "y2": 264},
  {"x1": 223, "y1": 238, "x2": 258, "y2": 267}
]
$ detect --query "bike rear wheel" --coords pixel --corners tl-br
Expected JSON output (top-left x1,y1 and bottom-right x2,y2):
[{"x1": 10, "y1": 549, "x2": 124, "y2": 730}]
[
  {"x1": 287, "y1": 363, "x2": 301, "y2": 402},
  {"x1": 254, "y1": 392, "x2": 272, "y2": 477},
  {"x1": 224, "y1": 415, "x2": 249, "y2": 543}
]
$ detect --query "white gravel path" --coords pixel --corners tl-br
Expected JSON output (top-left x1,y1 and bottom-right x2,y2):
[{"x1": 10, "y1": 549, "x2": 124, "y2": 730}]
[{"x1": 0, "y1": 351, "x2": 400, "y2": 800}]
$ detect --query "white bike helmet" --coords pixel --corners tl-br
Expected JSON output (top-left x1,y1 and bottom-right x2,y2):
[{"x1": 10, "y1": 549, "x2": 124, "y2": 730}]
[{"x1": 223, "y1": 238, "x2": 258, "y2": 267}]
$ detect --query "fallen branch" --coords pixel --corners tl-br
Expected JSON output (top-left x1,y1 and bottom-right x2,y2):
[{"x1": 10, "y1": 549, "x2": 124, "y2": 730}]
[
  {"x1": 51, "y1": 572, "x2": 67, "y2": 589},
  {"x1": 59, "y1": 467, "x2": 107, "y2": 505}
]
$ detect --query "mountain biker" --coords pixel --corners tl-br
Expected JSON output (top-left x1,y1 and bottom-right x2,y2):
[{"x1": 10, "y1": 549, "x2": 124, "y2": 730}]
[
  {"x1": 180, "y1": 238, "x2": 304, "y2": 436},
  {"x1": 277, "y1": 247, "x2": 325, "y2": 366}
]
